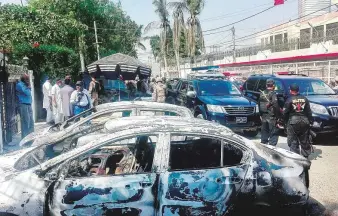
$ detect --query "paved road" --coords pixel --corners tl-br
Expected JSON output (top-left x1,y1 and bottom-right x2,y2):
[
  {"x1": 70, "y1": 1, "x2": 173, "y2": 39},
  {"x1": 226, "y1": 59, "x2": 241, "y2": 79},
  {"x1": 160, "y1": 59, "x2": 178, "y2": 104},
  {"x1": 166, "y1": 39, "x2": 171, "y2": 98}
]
[{"x1": 247, "y1": 134, "x2": 338, "y2": 216}]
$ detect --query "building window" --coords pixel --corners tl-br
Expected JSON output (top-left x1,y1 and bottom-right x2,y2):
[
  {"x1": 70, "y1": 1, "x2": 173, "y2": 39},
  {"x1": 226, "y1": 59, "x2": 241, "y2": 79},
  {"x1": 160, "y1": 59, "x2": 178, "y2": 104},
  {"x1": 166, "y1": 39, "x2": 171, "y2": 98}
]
[
  {"x1": 326, "y1": 22, "x2": 338, "y2": 44},
  {"x1": 300, "y1": 28, "x2": 311, "y2": 49},
  {"x1": 312, "y1": 25, "x2": 324, "y2": 44}
]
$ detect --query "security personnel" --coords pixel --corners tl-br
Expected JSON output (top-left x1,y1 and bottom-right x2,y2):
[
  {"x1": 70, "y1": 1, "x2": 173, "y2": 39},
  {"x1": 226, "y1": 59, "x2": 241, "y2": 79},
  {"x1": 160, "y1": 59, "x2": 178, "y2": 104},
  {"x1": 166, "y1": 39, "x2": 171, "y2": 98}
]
[
  {"x1": 258, "y1": 79, "x2": 282, "y2": 146},
  {"x1": 284, "y1": 83, "x2": 313, "y2": 158}
]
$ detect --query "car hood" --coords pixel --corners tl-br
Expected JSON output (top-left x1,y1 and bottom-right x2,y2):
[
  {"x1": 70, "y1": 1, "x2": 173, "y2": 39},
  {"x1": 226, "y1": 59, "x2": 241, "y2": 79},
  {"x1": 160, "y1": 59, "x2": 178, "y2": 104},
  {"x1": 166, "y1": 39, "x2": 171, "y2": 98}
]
[
  {"x1": 0, "y1": 147, "x2": 35, "y2": 182},
  {"x1": 306, "y1": 95, "x2": 338, "y2": 107},
  {"x1": 19, "y1": 125, "x2": 54, "y2": 146},
  {"x1": 198, "y1": 95, "x2": 256, "y2": 106}
]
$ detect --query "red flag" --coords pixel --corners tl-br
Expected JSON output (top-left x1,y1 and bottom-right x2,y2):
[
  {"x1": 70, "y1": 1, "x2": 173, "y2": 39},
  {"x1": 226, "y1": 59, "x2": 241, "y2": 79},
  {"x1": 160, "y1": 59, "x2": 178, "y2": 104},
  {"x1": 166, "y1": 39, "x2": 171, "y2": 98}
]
[{"x1": 274, "y1": 0, "x2": 284, "y2": 6}]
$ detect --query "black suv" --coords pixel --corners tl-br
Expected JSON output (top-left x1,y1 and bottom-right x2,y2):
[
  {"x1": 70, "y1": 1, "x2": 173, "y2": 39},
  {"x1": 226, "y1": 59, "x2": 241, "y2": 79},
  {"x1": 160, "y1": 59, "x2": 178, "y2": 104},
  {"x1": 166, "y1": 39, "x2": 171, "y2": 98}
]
[
  {"x1": 166, "y1": 74, "x2": 261, "y2": 137},
  {"x1": 243, "y1": 74, "x2": 338, "y2": 134}
]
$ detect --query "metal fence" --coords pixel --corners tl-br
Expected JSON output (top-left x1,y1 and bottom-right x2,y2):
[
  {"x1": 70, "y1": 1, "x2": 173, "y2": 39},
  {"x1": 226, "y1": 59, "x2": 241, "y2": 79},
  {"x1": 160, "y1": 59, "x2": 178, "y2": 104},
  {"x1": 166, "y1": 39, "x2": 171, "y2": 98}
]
[{"x1": 221, "y1": 60, "x2": 338, "y2": 84}]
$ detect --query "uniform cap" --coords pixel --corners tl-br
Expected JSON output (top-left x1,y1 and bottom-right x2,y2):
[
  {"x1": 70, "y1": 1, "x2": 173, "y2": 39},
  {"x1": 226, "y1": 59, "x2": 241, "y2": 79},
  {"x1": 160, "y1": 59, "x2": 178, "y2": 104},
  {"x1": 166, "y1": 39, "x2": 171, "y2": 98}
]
[
  {"x1": 76, "y1": 81, "x2": 83, "y2": 86},
  {"x1": 335, "y1": 76, "x2": 338, "y2": 82},
  {"x1": 290, "y1": 83, "x2": 299, "y2": 92},
  {"x1": 156, "y1": 77, "x2": 162, "y2": 83},
  {"x1": 266, "y1": 79, "x2": 275, "y2": 86}
]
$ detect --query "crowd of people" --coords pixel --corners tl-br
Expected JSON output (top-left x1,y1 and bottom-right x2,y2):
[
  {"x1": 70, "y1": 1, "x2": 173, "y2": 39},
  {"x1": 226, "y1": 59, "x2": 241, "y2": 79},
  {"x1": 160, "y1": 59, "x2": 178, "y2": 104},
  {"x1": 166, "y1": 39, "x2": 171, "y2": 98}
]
[{"x1": 42, "y1": 75, "x2": 103, "y2": 125}]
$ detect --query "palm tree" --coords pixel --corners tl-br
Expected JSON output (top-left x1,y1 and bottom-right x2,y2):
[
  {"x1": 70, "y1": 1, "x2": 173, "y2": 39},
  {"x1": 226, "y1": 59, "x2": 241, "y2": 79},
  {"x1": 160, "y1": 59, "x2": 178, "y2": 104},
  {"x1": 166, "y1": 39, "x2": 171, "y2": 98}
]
[
  {"x1": 172, "y1": 8, "x2": 186, "y2": 74},
  {"x1": 145, "y1": 0, "x2": 171, "y2": 74},
  {"x1": 169, "y1": 0, "x2": 205, "y2": 63}
]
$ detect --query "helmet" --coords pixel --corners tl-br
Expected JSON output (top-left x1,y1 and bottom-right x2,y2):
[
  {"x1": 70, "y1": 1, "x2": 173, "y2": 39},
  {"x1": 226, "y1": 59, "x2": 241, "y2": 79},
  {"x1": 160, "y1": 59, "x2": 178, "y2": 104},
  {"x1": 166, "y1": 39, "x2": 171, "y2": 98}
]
[{"x1": 156, "y1": 77, "x2": 162, "y2": 83}]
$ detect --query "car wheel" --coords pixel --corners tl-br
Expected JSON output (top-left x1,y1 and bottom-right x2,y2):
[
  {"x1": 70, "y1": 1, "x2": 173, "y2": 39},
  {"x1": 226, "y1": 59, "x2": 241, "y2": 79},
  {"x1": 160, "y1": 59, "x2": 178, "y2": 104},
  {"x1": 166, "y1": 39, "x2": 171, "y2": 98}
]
[
  {"x1": 244, "y1": 130, "x2": 259, "y2": 137},
  {"x1": 305, "y1": 170, "x2": 310, "y2": 188}
]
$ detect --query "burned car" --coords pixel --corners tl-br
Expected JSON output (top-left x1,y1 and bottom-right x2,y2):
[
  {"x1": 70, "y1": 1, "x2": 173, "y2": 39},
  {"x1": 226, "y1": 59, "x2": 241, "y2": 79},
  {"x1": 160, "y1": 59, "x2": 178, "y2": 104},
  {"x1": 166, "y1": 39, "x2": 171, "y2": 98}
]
[
  {"x1": 19, "y1": 101, "x2": 193, "y2": 147},
  {"x1": 0, "y1": 117, "x2": 310, "y2": 216}
]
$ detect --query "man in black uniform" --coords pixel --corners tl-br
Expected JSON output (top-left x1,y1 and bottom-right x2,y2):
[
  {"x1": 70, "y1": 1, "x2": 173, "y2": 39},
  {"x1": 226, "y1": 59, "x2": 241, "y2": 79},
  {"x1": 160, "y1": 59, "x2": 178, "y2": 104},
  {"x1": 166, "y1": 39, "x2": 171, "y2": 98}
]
[
  {"x1": 284, "y1": 83, "x2": 313, "y2": 158},
  {"x1": 258, "y1": 79, "x2": 282, "y2": 146}
]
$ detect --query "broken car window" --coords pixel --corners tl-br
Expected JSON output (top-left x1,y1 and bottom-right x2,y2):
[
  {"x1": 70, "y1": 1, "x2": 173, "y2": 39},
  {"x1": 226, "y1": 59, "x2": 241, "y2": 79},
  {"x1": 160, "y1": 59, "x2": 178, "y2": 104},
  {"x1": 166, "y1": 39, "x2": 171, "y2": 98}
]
[
  {"x1": 169, "y1": 135, "x2": 244, "y2": 171},
  {"x1": 64, "y1": 135, "x2": 157, "y2": 178},
  {"x1": 14, "y1": 138, "x2": 78, "y2": 171}
]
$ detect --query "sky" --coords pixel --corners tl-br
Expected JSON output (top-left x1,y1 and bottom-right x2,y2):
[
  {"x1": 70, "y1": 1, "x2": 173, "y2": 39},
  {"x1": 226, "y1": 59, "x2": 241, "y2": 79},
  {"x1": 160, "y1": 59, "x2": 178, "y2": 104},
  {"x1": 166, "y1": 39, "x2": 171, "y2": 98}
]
[{"x1": 0, "y1": 0, "x2": 299, "y2": 62}]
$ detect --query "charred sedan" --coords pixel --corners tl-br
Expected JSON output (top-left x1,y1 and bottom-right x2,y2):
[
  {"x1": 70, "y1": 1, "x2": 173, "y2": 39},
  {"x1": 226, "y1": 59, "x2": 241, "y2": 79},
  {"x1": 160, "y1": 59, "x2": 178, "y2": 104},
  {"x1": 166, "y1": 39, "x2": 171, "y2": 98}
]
[
  {"x1": 19, "y1": 101, "x2": 193, "y2": 147},
  {"x1": 0, "y1": 117, "x2": 310, "y2": 216}
]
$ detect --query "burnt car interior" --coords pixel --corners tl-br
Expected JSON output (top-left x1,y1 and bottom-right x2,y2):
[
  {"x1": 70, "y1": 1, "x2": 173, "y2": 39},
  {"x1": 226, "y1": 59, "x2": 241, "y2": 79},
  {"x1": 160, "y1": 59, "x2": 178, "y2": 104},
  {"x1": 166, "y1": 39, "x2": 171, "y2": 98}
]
[
  {"x1": 64, "y1": 135, "x2": 157, "y2": 178},
  {"x1": 169, "y1": 136, "x2": 244, "y2": 170}
]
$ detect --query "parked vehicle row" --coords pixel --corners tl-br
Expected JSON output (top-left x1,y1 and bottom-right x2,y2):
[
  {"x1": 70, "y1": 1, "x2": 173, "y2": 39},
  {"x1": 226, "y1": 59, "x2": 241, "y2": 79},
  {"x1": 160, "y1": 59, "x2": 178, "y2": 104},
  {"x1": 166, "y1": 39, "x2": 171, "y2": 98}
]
[
  {"x1": 242, "y1": 73, "x2": 338, "y2": 134},
  {"x1": 166, "y1": 73, "x2": 261, "y2": 137}
]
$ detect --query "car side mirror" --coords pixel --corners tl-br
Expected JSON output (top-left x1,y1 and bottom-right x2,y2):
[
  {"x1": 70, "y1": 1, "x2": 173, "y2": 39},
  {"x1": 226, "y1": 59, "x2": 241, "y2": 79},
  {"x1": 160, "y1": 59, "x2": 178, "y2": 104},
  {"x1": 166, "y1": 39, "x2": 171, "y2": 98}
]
[{"x1": 187, "y1": 91, "x2": 196, "y2": 98}]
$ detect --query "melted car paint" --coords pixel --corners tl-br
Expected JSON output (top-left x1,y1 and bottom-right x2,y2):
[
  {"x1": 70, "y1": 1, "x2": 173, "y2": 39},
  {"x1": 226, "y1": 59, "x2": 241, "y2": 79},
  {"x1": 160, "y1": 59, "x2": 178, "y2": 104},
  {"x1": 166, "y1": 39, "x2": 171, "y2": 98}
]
[
  {"x1": 63, "y1": 183, "x2": 143, "y2": 205},
  {"x1": 61, "y1": 206, "x2": 141, "y2": 216}
]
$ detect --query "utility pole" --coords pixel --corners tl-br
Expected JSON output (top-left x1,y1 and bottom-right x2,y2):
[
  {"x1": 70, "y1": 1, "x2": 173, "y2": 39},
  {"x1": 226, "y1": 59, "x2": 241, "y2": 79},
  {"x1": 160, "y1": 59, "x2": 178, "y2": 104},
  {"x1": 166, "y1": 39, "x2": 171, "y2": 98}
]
[
  {"x1": 94, "y1": 21, "x2": 100, "y2": 60},
  {"x1": 231, "y1": 26, "x2": 236, "y2": 63}
]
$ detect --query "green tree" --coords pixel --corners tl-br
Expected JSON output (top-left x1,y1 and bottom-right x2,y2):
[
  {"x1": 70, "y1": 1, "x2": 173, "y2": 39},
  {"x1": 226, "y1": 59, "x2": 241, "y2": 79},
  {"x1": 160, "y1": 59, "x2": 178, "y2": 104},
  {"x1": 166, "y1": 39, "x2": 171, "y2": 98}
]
[
  {"x1": 29, "y1": 0, "x2": 143, "y2": 64},
  {"x1": 145, "y1": 0, "x2": 171, "y2": 72},
  {"x1": 0, "y1": 4, "x2": 85, "y2": 79},
  {"x1": 169, "y1": 0, "x2": 205, "y2": 63}
]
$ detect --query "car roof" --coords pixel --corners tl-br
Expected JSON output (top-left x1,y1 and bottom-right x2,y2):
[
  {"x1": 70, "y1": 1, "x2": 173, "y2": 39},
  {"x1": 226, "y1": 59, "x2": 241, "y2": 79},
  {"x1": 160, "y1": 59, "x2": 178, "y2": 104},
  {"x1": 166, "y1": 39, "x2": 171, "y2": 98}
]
[
  {"x1": 248, "y1": 74, "x2": 320, "y2": 81},
  {"x1": 95, "y1": 101, "x2": 193, "y2": 117},
  {"x1": 104, "y1": 116, "x2": 234, "y2": 135},
  {"x1": 40, "y1": 116, "x2": 251, "y2": 171}
]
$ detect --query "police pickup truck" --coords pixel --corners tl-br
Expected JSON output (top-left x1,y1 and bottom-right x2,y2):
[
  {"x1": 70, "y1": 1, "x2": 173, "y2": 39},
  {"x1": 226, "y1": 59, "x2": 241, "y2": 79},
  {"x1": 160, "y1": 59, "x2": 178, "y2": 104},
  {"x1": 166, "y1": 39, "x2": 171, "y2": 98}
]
[{"x1": 166, "y1": 73, "x2": 261, "y2": 137}]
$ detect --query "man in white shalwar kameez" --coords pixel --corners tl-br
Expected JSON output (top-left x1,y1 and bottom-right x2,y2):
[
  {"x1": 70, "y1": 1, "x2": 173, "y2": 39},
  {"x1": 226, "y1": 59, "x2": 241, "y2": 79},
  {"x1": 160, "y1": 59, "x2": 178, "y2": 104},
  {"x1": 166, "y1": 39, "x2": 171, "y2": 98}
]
[
  {"x1": 51, "y1": 79, "x2": 63, "y2": 124},
  {"x1": 42, "y1": 78, "x2": 53, "y2": 124}
]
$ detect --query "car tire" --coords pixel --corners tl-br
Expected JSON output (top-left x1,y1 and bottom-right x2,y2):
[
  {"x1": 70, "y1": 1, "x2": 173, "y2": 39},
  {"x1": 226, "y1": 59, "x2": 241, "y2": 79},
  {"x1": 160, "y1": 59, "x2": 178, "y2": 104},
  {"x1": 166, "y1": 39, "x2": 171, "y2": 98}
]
[
  {"x1": 305, "y1": 170, "x2": 310, "y2": 188},
  {"x1": 244, "y1": 130, "x2": 259, "y2": 137}
]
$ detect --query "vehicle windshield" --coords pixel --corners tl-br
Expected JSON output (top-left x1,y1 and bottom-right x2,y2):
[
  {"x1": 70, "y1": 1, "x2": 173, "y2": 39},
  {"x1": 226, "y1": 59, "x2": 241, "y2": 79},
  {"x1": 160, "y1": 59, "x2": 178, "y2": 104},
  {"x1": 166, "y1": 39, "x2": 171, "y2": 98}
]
[
  {"x1": 14, "y1": 139, "x2": 76, "y2": 171},
  {"x1": 198, "y1": 80, "x2": 241, "y2": 96},
  {"x1": 284, "y1": 79, "x2": 335, "y2": 95},
  {"x1": 104, "y1": 80, "x2": 127, "y2": 90}
]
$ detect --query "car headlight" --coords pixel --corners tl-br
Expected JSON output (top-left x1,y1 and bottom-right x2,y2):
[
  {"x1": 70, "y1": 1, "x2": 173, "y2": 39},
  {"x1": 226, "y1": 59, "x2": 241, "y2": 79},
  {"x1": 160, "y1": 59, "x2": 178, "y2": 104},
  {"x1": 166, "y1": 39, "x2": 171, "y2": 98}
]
[
  {"x1": 255, "y1": 104, "x2": 259, "y2": 113},
  {"x1": 206, "y1": 105, "x2": 224, "y2": 113},
  {"x1": 310, "y1": 103, "x2": 329, "y2": 115}
]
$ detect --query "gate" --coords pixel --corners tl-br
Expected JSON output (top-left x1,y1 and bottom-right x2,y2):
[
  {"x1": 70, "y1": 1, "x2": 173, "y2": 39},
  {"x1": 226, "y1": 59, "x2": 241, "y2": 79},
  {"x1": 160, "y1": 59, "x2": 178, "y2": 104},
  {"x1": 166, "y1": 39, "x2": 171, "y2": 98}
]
[{"x1": 0, "y1": 64, "x2": 27, "y2": 149}]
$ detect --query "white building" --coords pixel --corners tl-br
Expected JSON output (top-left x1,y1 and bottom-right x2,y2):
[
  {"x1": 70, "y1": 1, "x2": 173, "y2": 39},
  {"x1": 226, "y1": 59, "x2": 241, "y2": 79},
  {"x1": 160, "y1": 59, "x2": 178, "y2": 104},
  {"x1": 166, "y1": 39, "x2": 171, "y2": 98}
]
[{"x1": 298, "y1": 0, "x2": 331, "y2": 20}]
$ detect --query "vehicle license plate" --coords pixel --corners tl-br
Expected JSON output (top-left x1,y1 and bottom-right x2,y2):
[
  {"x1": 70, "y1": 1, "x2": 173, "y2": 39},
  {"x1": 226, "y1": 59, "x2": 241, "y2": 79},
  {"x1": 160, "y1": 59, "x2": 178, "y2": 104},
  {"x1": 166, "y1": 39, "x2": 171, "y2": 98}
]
[{"x1": 236, "y1": 117, "x2": 247, "y2": 124}]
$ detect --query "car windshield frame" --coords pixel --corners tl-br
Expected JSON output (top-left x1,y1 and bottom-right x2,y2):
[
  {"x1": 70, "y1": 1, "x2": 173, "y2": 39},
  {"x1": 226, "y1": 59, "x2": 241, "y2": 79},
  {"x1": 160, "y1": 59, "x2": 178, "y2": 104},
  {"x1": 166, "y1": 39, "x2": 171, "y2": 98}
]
[
  {"x1": 197, "y1": 80, "x2": 241, "y2": 96},
  {"x1": 283, "y1": 79, "x2": 336, "y2": 96}
]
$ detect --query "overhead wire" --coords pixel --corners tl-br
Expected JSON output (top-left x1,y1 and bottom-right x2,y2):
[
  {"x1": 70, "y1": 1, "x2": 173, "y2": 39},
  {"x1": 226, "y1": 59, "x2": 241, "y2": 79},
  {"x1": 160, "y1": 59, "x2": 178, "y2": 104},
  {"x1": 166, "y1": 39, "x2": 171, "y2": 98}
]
[{"x1": 207, "y1": 3, "x2": 336, "y2": 48}]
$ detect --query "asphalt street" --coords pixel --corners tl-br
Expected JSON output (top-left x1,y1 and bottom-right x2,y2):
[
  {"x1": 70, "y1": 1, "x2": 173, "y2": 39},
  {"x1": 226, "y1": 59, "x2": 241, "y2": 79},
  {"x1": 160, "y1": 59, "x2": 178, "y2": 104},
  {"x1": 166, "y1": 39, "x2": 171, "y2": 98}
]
[{"x1": 248, "y1": 134, "x2": 338, "y2": 216}]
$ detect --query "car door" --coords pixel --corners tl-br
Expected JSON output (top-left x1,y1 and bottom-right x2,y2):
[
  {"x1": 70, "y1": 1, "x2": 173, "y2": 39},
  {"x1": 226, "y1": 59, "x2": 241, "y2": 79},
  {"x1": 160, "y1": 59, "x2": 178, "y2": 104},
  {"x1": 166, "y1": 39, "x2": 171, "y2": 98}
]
[
  {"x1": 50, "y1": 134, "x2": 163, "y2": 216},
  {"x1": 185, "y1": 82, "x2": 196, "y2": 110},
  {"x1": 243, "y1": 77, "x2": 259, "y2": 101},
  {"x1": 158, "y1": 134, "x2": 250, "y2": 216},
  {"x1": 176, "y1": 81, "x2": 188, "y2": 106}
]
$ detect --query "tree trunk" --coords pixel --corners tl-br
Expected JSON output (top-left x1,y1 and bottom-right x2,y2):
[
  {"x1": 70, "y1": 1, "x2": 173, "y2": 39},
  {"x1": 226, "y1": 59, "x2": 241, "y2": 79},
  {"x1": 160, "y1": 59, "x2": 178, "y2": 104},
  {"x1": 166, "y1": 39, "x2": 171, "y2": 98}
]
[
  {"x1": 78, "y1": 36, "x2": 85, "y2": 72},
  {"x1": 175, "y1": 50, "x2": 180, "y2": 78},
  {"x1": 162, "y1": 26, "x2": 168, "y2": 77}
]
